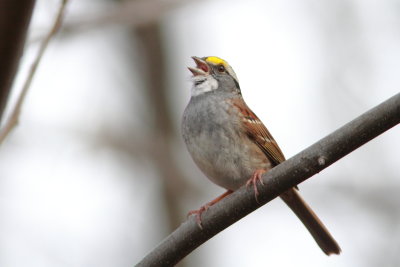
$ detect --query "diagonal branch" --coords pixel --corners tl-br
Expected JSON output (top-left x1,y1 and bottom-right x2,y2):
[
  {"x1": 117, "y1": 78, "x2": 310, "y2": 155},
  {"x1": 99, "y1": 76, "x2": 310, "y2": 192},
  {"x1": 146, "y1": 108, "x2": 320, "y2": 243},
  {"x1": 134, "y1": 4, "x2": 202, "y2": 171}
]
[
  {"x1": 0, "y1": 0, "x2": 69, "y2": 145},
  {"x1": 136, "y1": 92, "x2": 400, "y2": 266},
  {"x1": 0, "y1": 0, "x2": 36, "y2": 122}
]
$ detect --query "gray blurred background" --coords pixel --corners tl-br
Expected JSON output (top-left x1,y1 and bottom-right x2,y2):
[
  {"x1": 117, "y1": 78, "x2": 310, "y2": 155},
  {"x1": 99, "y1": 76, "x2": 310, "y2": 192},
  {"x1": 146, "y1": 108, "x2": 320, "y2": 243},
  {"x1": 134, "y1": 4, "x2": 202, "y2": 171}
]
[{"x1": 0, "y1": 0, "x2": 399, "y2": 266}]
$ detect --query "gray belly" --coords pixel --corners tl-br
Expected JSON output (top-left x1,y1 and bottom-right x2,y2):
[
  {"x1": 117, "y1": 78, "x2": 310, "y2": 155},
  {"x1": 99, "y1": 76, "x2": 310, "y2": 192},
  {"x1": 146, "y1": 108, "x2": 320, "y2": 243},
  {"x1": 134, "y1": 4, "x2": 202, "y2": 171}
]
[{"x1": 182, "y1": 97, "x2": 271, "y2": 190}]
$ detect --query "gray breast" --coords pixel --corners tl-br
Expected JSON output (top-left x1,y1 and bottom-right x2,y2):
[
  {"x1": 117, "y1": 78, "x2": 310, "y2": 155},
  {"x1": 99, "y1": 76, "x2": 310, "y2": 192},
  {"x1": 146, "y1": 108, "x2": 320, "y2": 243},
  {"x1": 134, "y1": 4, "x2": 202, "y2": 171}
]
[{"x1": 182, "y1": 92, "x2": 270, "y2": 190}]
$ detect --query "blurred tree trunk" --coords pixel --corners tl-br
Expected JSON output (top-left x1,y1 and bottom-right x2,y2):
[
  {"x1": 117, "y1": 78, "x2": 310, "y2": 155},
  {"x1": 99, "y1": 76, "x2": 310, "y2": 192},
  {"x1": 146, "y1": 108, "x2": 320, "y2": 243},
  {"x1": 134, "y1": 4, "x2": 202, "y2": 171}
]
[
  {"x1": 134, "y1": 20, "x2": 195, "y2": 267},
  {"x1": 0, "y1": 0, "x2": 36, "y2": 122},
  {"x1": 103, "y1": 0, "x2": 194, "y2": 265},
  {"x1": 135, "y1": 21, "x2": 188, "y2": 234}
]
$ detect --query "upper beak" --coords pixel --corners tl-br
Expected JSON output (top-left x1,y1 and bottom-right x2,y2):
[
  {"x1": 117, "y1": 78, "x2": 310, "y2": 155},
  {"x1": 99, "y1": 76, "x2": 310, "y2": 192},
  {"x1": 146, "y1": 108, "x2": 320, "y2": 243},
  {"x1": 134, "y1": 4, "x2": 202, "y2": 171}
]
[{"x1": 188, "y1": 56, "x2": 210, "y2": 76}]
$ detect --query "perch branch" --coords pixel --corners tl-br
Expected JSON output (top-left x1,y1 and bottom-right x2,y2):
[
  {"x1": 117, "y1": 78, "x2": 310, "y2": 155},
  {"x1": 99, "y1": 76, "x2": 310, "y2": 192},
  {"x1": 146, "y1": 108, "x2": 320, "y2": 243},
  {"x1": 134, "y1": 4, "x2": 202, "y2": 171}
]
[
  {"x1": 0, "y1": 0, "x2": 69, "y2": 145},
  {"x1": 136, "y1": 92, "x2": 400, "y2": 266}
]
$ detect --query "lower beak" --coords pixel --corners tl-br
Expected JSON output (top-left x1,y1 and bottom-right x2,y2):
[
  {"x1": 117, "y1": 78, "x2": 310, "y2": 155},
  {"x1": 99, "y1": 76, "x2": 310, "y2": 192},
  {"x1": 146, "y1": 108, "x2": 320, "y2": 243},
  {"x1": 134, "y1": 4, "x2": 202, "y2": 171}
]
[{"x1": 188, "y1": 56, "x2": 210, "y2": 76}]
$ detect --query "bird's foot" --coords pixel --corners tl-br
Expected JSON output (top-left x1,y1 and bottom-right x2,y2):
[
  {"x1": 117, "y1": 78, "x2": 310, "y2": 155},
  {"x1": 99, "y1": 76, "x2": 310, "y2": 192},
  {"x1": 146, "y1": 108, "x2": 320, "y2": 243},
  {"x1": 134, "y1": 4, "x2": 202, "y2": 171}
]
[
  {"x1": 246, "y1": 169, "x2": 267, "y2": 202},
  {"x1": 187, "y1": 190, "x2": 233, "y2": 229}
]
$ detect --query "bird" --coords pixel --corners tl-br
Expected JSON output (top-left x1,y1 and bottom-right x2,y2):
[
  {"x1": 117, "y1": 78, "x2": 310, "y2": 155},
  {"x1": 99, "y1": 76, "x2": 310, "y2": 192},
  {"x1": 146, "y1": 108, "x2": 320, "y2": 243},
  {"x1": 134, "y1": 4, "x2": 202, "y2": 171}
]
[{"x1": 181, "y1": 56, "x2": 341, "y2": 255}]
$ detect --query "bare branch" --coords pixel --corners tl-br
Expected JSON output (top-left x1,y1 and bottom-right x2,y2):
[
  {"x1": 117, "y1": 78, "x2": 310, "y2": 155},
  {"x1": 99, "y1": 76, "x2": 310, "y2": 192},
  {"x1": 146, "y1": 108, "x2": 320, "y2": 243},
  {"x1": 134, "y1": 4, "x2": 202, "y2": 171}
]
[
  {"x1": 0, "y1": 0, "x2": 69, "y2": 145},
  {"x1": 30, "y1": 0, "x2": 198, "y2": 42},
  {"x1": 0, "y1": 0, "x2": 36, "y2": 122},
  {"x1": 136, "y1": 93, "x2": 400, "y2": 266}
]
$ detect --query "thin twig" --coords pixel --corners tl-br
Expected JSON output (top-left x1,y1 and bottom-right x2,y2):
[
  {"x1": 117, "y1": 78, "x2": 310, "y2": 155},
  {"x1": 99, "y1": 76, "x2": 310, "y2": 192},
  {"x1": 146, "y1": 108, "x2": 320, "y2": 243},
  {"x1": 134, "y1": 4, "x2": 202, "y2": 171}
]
[
  {"x1": 0, "y1": 0, "x2": 69, "y2": 145},
  {"x1": 29, "y1": 0, "x2": 198, "y2": 43},
  {"x1": 136, "y1": 93, "x2": 400, "y2": 266}
]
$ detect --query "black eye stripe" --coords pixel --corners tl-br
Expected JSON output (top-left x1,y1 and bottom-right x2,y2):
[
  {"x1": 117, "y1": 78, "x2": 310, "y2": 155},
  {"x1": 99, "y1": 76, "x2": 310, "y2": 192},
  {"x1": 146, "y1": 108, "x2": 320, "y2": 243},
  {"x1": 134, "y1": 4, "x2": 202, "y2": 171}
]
[{"x1": 233, "y1": 78, "x2": 240, "y2": 90}]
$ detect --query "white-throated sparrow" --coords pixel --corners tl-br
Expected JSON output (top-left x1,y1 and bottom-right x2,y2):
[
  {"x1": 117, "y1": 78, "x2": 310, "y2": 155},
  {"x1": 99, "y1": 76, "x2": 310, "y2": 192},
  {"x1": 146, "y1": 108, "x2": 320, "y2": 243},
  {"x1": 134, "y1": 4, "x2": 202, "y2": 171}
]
[{"x1": 181, "y1": 56, "x2": 341, "y2": 255}]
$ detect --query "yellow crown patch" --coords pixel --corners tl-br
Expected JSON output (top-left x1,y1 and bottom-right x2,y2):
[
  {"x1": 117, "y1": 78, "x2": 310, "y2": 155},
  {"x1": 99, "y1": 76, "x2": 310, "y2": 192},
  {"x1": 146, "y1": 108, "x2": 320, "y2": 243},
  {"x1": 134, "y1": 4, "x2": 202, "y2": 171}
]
[{"x1": 205, "y1": 56, "x2": 228, "y2": 66}]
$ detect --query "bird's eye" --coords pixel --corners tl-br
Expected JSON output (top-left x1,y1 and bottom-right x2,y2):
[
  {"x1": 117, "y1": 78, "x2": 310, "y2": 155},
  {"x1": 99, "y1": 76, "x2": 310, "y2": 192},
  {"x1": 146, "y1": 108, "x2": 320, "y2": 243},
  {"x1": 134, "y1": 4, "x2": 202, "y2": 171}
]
[{"x1": 217, "y1": 65, "x2": 225, "y2": 73}]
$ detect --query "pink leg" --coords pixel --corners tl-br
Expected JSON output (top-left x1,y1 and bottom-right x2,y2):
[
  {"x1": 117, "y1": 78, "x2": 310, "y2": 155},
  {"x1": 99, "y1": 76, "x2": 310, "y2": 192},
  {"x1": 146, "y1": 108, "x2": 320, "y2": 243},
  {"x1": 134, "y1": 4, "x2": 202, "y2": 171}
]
[
  {"x1": 188, "y1": 190, "x2": 233, "y2": 228},
  {"x1": 246, "y1": 169, "x2": 267, "y2": 202}
]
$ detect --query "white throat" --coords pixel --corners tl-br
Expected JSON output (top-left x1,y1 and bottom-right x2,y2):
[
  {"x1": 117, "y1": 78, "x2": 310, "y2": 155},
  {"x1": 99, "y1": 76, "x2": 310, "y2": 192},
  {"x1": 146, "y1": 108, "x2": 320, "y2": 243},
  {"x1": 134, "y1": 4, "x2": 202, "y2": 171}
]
[{"x1": 191, "y1": 75, "x2": 219, "y2": 97}]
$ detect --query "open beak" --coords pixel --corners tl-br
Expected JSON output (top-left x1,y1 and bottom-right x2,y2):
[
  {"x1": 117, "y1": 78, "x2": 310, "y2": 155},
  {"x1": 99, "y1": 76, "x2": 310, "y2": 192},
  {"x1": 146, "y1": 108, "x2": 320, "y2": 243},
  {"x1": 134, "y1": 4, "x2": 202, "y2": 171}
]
[{"x1": 188, "y1": 56, "x2": 210, "y2": 76}]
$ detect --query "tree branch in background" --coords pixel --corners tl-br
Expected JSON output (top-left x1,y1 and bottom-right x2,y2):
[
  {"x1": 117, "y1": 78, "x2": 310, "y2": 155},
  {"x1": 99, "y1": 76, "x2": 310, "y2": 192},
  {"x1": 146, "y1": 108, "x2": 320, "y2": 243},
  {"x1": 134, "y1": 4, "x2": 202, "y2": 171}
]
[
  {"x1": 135, "y1": 22, "x2": 196, "y2": 267},
  {"x1": 0, "y1": 0, "x2": 36, "y2": 122},
  {"x1": 0, "y1": 0, "x2": 69, "y2": 145},
  {"x1": 136, "y1": 93, "x2": 400, "y2": 266},
  {"x1": 33, "y1": 0, "x2": 197, "y2": 41},
  {"x1": 136, "y1": 22, "x2": 190, "y2": 229}
]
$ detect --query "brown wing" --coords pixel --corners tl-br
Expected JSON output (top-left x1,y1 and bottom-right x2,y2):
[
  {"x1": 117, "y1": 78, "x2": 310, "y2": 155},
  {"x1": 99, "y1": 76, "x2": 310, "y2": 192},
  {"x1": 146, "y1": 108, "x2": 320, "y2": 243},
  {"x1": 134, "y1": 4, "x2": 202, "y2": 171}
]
[
  {"x1": 231, "y1": 98, "x2": 285, "y2": 166},
  {"x1": 230, "y1": 99, "x2": 341, "y2": 255}
]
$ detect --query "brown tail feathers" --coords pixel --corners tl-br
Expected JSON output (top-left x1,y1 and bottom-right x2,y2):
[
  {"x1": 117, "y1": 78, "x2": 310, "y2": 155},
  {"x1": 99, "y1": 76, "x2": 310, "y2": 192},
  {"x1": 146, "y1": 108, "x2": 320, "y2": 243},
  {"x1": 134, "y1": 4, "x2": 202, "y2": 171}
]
[{"x1": 280, "y1": 188, "x2": 341, "y2": 255}]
